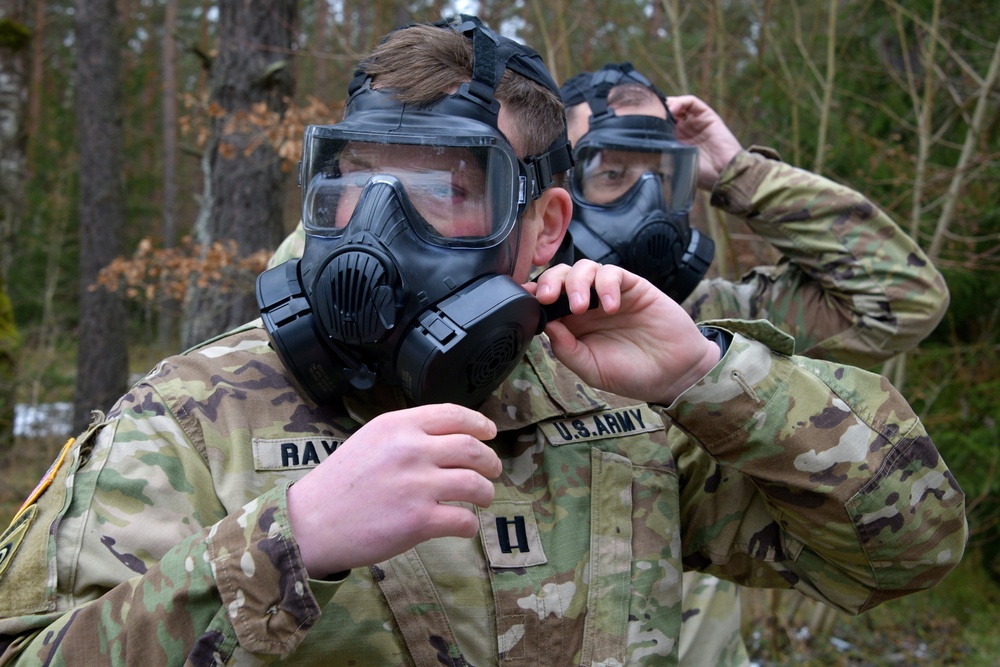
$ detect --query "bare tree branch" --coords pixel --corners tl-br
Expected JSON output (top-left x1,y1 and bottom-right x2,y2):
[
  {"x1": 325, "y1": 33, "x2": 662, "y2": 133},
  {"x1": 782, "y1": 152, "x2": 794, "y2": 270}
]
[{"x1": 928, "y1": 32, "x2": 1000, "y2": 258}]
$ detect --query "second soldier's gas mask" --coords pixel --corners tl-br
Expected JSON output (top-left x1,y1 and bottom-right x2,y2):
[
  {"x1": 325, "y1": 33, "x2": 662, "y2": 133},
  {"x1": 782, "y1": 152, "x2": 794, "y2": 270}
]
[
  {"x1": 256, "y1": 17, "x2": 573, "y2": 409},
  {"x1": 561, "y1": 64, "x2": 714, "y2": 303}
]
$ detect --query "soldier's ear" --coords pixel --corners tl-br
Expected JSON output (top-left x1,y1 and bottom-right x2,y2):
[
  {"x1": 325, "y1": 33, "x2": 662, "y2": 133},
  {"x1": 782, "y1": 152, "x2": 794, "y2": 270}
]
[{"x1": 529, "y1": 187, "x2": 572, "y2": 268}]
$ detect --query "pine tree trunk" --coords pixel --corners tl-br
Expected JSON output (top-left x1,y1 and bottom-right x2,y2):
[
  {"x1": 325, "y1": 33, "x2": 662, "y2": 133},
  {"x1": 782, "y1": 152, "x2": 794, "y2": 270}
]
[
  {"x1": 73, "y1": 0, "x2": 128, "y2": 434},
  {"x1": 183, "y1": 0, "x2": 297, "y2": 348}
]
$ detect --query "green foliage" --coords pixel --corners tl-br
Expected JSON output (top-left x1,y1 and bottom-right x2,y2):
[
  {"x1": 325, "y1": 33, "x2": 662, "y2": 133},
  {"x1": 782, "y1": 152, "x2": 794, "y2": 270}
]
[
  {"x1": 0, "y1": 285, "x2": 20, "y2": 357},
  {"x1": 933, "y1": 268, "x2": 1000, "y2": 344},
  {"x1": 14, "y1": 334, "x2": 76, "y2": 405},
  {"x1": 744, "y1": 549, "x2": 1000, "y2": 666},
  {"x1": 0, "y1": 18, "x2": 31, "y2": 51},
  {"x1": 12, "y1": 4, "x2": 79, "y2": 334}
]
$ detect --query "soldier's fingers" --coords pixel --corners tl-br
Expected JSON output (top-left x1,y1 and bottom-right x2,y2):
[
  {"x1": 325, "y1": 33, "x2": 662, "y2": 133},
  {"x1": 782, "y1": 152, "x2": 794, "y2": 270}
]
[
  {"x1": 431, "y1": 434, "x2": 502, "y2": 479},
  {"x1": 389, "y1": 403, "x2": 497, "y2": 440},
  {"x1": 562, "y1": 261, "x2": 604, "y2": 313},
  {"x1": 533, "y1": 262, "x2": 573, "y2": 305},
  {"x1": 433, "y1": 468, "x2": 497, "y2": 509},
  {"x1": 422, "y1": 502, "x2": 482, "y2": 540},
  {"x1": 593, "y1": 264, "x2": 627, "y2": 312}
]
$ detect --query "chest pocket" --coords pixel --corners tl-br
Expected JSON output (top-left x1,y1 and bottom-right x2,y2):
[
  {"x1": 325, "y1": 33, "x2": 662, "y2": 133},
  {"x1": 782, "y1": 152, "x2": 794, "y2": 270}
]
[
  {"x1": 372, "y1": 421, "x2": 680, "y2": 667},
  {"x1": 581, "y1": 449, "x2": 634, "y2": 665},
  {"x1": 487, "y1": 447, "x2": 639, "y2": 667}
]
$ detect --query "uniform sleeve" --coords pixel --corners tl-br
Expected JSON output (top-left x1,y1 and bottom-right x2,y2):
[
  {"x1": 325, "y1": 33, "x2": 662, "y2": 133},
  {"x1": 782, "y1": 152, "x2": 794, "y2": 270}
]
[
  {"x1": 665, "y1": 320, "x2": 967, "y2": 615},
  {"x1": 684, "y1": 149, "x2": 949, "y2": 367},
  {"x1": 0, "y1": 387, "x2": 333, "y2": 666},
  {"x1": 267, "y1": 220, "x2": 306, "y2": 268},
  {"x1": 677, "y1": 572, "x2": 749, "y2": 666}
]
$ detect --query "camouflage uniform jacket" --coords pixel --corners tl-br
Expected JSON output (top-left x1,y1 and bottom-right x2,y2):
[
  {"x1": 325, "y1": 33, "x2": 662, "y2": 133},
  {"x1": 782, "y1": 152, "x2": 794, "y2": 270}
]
[
  {"x1": 685, "y1": 147, "x2": 947, "y2": 367},
  {"x1": 259, "y1": 147, "x2": 946, "y2": 667},
  {"x1": 0, "y1": 318, "x2": 966, "y2": 666},
  {"x1": 676, "y1": 147, "x2": 949, "y2": 667}
]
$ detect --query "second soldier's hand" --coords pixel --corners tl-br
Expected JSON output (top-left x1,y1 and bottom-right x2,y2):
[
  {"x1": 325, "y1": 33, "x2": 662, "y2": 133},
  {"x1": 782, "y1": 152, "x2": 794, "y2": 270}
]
[{"x1": 666, "y1": 94, "x2": 743, "y2": 190}]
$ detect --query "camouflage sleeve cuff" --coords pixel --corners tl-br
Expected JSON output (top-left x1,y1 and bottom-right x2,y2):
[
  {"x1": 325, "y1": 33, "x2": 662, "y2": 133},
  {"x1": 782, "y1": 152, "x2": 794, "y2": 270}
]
[
  {"x1": 206, "y1": 483, "x2": 324, "y2": 656},
  {"x1": 709, "y1": 147, "x2": 782, "y2": 217},
  {"x1": 664, "y1": 323, "x2": 795, "y2": 445}
]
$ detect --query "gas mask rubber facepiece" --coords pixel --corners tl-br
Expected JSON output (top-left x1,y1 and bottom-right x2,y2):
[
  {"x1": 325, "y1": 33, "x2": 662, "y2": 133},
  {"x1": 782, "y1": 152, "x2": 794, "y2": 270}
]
[
  {"x1": 257, "y1": 16, "x2": 573, "y2": 409},
  {"x1": 559, "y1": 63, "x2": 714, "y2": 303}
]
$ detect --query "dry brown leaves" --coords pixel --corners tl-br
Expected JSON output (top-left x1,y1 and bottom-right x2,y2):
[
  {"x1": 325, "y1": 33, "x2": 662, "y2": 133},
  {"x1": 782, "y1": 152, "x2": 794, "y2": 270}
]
[{"x1": 92, "y1": 236, "x2": 272, "y2": 304}]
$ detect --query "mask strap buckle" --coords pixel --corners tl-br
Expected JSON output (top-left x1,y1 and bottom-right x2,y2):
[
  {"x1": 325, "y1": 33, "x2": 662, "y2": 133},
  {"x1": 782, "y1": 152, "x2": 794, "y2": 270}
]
[{"x1": 524, "y1": 140, "x2": 574, "y2": 198}]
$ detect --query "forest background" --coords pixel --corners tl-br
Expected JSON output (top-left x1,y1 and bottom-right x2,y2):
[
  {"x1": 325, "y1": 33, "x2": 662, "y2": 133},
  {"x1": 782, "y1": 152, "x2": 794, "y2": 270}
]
[{"x1": 0, "y1": 1, "x2": 997, "y2": 665}]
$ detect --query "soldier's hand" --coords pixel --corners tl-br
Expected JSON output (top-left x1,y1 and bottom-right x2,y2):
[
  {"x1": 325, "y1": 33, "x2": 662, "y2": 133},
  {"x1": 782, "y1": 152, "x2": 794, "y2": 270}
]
[
  {"x1": 287, "y1": 404, "x2": 501, "y2": 578},
  {"x1": 666, "y1": 94, "x2": 742, "y2": 190},
  {"x1": 530, "y1": 260, "x2": 720, "y2": 405}
]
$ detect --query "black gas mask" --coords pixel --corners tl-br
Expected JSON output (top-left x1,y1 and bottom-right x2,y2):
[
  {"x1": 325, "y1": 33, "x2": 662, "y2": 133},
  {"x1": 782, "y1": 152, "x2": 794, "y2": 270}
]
[
  {"x1": 256, "y1": 16, "x2": 573, "y2": 408},
  {"x1": 559, "y1": 63, "x2": 714, "y2": 303}
]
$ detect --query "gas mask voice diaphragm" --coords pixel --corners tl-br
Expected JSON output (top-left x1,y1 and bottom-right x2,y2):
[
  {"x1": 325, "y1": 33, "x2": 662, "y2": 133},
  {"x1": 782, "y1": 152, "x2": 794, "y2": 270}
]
[{"x1": 256, "y1": 16, "x2": 574, "y2": 409}]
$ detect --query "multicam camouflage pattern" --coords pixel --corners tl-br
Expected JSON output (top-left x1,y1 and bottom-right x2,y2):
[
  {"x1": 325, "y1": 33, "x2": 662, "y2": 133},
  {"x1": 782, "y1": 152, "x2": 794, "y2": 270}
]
[
  {"x1": 264, "y1": 148, "x2": 951, "y2": 667},
  {"x1": 0, "y1": 315, "x2": 965, "y2": 665},
  {"x1": 678, "y1": 573, "x2": 749, "y2": 667},
  {"x1": 267, "y1": 223, "x2": 304, "y2": 269},
  {"x1": 687, "y1": 148, "x2": 948, "y2": 367},
  {"x1": 679, "y1": 147, "x2": 948, "y2": 667}
]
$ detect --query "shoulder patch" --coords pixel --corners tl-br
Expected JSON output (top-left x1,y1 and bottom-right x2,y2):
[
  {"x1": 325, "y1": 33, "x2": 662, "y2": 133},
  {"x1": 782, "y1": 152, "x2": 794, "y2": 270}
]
[
  {"x1": 0, "y1": 504, "x2": 38, "y2": 582},
  {"x1": 252, "y1": 436, "x2": 343, "y2": 470},
  {"x1": 539, "y1": 404, "x2": 663, "y2": 445},
  {"x1": 16, "y1": 437, "x2": 75, "y2": 516}
]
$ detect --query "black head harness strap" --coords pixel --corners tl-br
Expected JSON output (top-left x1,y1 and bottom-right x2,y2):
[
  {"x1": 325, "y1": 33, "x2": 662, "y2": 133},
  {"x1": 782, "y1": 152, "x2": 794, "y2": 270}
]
[
  {"x1": 348, "y1": 15, "x2": 574, "y2": 200},
  {"x1": 559, "y1": 62, "x2": 672, "y2": 128},
  {"x1": 450, "y1": 15, "x2": 574, "y2": 198}
]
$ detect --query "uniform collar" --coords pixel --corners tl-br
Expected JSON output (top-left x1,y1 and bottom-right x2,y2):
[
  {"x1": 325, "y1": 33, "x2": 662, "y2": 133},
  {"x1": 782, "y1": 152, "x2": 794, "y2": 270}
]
[{"x1": 479, "y1": 335, "x2": 610, "y2": 431}]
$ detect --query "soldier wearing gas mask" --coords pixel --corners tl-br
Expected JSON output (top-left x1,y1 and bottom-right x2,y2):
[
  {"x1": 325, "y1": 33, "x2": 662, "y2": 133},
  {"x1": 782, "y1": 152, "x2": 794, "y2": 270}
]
[
  {"x1": 256, "y1": 38, "x2": 574, "y2": 408},
  {"x1": 558, "y1": 64, "x2": 952, "y2": 667},
  {"x1": 559, "y1": 64, "x2": 714, "y2": 304},
  {"x1": 0, "y1": 17, "x2": 965, "y2": 667}
]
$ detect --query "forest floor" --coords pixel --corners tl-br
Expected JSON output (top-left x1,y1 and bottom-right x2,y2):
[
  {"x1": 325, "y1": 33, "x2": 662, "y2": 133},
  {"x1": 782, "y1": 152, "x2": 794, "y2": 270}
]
[{"x1": 740, "y1": 559, "x2": 1000, "y2": 666}]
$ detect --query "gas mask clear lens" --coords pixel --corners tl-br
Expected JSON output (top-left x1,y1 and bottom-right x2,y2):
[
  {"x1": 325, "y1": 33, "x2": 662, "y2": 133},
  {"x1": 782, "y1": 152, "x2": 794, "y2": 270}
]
[
  {"x1": 574, "y1": 144, "x2": 698, "y2": 212},
  {"x1": 260, "y1": 110, "x2": 552, "y2": 408},
  {"x1": 301, "y1": 131, "x2": 524, "y2": 249},
  {"x1": 566, "y1": 120, "x2": 712, "y2": 304},
  {"x1": 259, "y1": 15, "x2": 577, "y2": 409}
]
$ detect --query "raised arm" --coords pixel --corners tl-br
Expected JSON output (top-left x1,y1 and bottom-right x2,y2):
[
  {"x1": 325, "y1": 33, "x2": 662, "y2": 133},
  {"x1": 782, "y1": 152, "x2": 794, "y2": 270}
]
[
  {"x1": 669, "y1": 95, "x2": 948, "y2": 367},
  {"x1": 665, "y1": 320, "x2": 967, "y2": 610}
]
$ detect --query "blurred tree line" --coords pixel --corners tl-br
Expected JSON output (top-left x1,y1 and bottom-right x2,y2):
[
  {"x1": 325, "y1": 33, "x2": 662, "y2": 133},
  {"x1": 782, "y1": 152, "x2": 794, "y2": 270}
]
[{"x1": 0, "y1": 0, "x2": 997, "y2": 609}]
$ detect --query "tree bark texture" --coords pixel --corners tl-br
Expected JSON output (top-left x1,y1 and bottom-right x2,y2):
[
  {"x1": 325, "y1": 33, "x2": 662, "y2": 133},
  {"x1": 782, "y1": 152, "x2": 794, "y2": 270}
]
[
  {"x1": 73, "y1": 0, "x2": 128, "y2": 434},
  {"x1": 183, "y1": 0, "x2": 297, "y2": 348}
]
